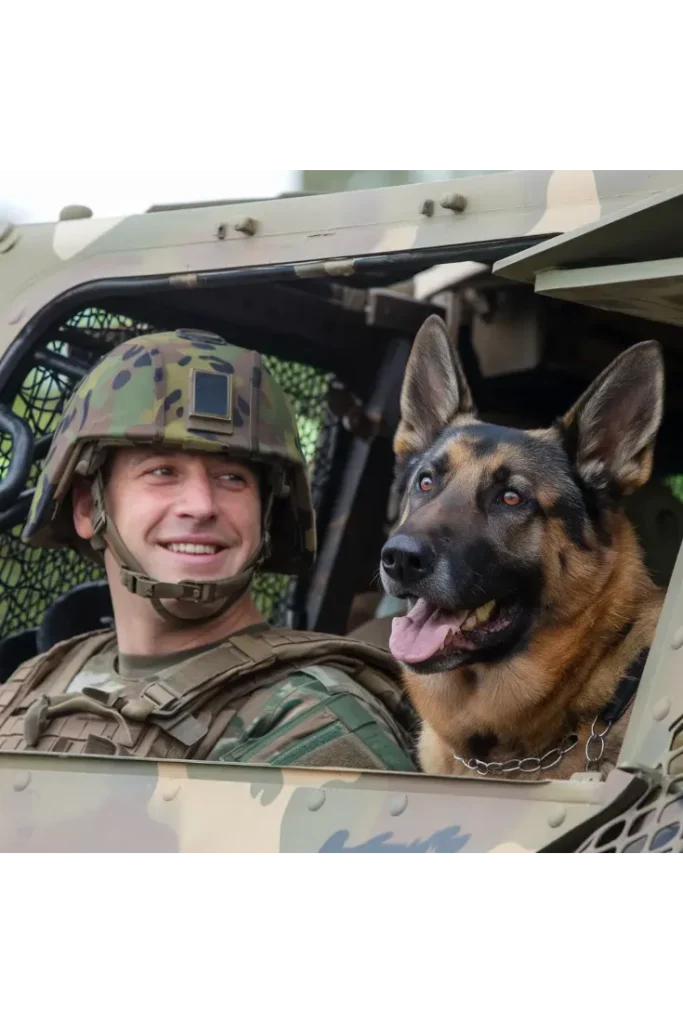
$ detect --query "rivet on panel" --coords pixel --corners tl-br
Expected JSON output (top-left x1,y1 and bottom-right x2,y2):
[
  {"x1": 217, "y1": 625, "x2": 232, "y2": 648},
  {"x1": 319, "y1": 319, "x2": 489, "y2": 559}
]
[
  {"x1": 547, "y1": 807, "x2": 566, "y2": 828},
  {"x1": 59, "y1": 204, "x2": 93, "y2": 221},
  {"x1": 389, "y1": 793, "x2": 408, "y2": 816},
  {"x1": 161, "y1": 782, "x2": 181, "y2": 802},
  {"x1": 216, "y1": 223, "x2": 227, "y2": 240},
  {"x1": 439, "y1": 192, "x2": 467, "y2": 213},
  {"x1": 672, "y1": 627, "x2": 683, "y2": 650},
  {"x1": 307, "y1": 789, "x2": 326, "y2": 812},
  {"x1": 13, "y1": 771, "x2": 31, "y2": 792},
  {"x1": 234, "y1": 216, "x2": 258, "y2": 236},
  {"x1": 652, "y1": 698, "x2": 671, "y2": 722}
]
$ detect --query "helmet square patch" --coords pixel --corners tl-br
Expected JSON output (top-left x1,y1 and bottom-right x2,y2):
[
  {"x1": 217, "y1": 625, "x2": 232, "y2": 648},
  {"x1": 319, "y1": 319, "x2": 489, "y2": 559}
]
[{"x1": 187, "y1": 369, "x2": 234, "y2": 435}]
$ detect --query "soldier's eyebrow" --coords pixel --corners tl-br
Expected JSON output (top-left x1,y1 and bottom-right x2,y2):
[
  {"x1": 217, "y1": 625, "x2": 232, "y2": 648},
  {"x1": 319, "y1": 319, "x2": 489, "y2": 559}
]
[
  {"x1": 128, "y1": 446, "x2": 172, "y2": 464},
  {"x1": 127, "y1": 448, "x2": 251, "y2": 474}
]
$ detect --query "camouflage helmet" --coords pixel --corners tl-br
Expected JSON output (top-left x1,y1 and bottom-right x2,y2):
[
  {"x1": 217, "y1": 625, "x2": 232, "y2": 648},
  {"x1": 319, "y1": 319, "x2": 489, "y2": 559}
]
[{"x1": 23, "y1": 329, "x2": 317, "y2": 581}]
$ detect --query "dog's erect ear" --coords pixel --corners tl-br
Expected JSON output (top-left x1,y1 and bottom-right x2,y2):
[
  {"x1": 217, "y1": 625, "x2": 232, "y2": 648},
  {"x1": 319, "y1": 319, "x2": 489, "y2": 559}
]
[
  {"x1": 394, "y1": 315, "x2": 476, "y2": 461},
  {"x1": 561, "y1": 340, "x2": 664, "y2": 495}
]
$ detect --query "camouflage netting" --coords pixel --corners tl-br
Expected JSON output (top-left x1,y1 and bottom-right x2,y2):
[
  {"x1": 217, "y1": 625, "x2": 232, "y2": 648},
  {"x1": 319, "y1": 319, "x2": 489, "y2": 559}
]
[{"x1": 0, "y1": 308, "x2": 338, "y2": 639}]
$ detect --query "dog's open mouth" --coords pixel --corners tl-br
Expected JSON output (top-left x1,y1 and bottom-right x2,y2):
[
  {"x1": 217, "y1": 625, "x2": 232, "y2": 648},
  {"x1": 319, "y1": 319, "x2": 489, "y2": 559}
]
[{"x1": 389, "y1": 597, "x2": 517, "y2": 665}]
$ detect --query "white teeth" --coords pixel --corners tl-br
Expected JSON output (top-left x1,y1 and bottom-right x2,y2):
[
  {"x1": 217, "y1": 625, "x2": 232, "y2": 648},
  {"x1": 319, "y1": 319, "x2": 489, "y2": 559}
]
[
  {"x1": 166, "y1": 543, "x2": 219, "y2": 554},
  {"x1": 462, "y1": 613, "x2": 478, "y2": 631}
]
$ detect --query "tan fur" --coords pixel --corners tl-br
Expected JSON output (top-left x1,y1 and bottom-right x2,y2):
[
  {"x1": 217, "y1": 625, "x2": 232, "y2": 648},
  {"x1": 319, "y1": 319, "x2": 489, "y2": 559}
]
[
  {"x1": 404, "y1": 494, "x2": 663, "y2": 780},
  {"x1": 389, "y1": 319, "x2": 665, "y2": 781},
  {"x1": 394, "y1": 412, "x2": 478, "y2": 464}
]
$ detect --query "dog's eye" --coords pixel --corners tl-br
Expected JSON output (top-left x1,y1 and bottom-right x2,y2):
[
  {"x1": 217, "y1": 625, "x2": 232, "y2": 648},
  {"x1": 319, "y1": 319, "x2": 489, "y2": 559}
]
[
  {"x1": 418, "y1": 473, "x2": 433, "y2": 493},
  {"x1": 502, "y1": 489, "x2": 522, "y2": 507}
]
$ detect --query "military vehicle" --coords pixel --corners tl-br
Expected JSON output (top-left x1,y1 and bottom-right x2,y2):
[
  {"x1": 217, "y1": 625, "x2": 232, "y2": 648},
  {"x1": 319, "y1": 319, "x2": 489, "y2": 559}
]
[{"x1": 2, "y1": 169, "x2": 683, "y2": 853}]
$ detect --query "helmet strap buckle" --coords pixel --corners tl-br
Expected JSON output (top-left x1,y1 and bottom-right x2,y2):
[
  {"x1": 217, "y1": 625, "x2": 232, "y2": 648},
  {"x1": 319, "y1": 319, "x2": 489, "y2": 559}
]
[{"x1": 90, "y1": 472, "x2": 107, "y2": 537}]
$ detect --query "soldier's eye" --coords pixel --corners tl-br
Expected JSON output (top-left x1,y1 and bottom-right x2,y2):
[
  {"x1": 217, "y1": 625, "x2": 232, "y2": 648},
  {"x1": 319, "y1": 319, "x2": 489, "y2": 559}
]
[{"x1": 418, "y1": 473, "x2": 433, "y2": 493}]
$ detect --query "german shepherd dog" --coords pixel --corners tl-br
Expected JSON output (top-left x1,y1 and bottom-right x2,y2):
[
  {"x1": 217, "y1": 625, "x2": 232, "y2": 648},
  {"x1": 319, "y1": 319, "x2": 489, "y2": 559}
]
[{"x1": 380, "y1": 315, "x2": 665, "y2": 780}]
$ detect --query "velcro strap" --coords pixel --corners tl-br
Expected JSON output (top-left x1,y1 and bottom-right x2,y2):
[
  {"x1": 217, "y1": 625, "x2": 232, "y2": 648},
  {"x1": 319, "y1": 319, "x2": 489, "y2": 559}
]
[
  {"x1": 162, "y1": 712, "x2": 210, "y2": 746},
  {"x1": 83, "y1": 735, "x2": 117, "y2": 756},
  {"x1": 83, "y1": 735, "x2": 130, "y2": 756},
  {"x1": 135, "y1": 647, "x2": 249, "y2": 711},
  {"x1": 74, "y1": 683, "x2": 209, "y2": 750},
  {"x1": 138, "y1": 678, "x2": 185, "y2": 716},
  {"x1": 229, "y1": 632, "x2": 278, "y2": 664},
  {"x1": 82, "y1": 684, "x2": 125, "y2": 706},
  {"x1": 124, "y1": 634, "x2": 285, "y2": 746}
]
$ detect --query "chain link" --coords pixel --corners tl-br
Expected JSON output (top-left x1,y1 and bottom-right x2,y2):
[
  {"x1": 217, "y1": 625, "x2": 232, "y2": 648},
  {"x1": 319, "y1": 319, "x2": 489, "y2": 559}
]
[
  {"x1": 452, "y1": 712, "x2": 611, "y2": 778},
  {"x1": 453, "y1": 732, "x2": 579, "y2": 777},
  {"x1": 585, "y1": 716, "x2": 612, "y2": 771}
]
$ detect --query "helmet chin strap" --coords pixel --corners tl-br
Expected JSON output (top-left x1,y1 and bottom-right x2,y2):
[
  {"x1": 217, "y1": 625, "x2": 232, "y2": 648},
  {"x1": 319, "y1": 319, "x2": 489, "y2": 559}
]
[{"x1": 88, "y1": 470, "x2": 274, "y2": 628}]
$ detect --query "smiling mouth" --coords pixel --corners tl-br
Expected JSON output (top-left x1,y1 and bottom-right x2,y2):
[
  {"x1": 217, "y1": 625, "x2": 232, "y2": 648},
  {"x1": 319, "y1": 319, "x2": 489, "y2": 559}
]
[
  {"x1": 389, "y1": 597, "x2": 521, "y2": 666},
  {"x1": 160, "y1": 542, "x2": 226, "y2": 555}
]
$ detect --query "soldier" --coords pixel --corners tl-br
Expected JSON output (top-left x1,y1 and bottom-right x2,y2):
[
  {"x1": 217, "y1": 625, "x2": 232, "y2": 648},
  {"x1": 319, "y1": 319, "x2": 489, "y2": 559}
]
[{"x1": 0, "y1": 329, "x2": 417, "y2": 771}]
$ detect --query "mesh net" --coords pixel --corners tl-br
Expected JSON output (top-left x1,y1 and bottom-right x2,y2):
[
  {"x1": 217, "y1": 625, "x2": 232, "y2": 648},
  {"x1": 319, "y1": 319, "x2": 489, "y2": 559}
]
[
  {"x1": 0, "y1": 308, "x2": 337, "y2": 639},
  {"x1": 576, "y1": 719, "x2": 683, "y2": 852}
]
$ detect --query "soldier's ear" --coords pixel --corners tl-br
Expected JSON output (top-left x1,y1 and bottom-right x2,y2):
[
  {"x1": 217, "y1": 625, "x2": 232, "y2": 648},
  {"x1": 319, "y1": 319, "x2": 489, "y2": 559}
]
[
  {"x1": 561, "y1": 340, "x2": 664, "y2": 495},
  {"x1": 394, "y1": 315, "x2": 476, "y2": 462},
  {"x1": 72, "y1": 476, "x2": 95, "y2": 540}
]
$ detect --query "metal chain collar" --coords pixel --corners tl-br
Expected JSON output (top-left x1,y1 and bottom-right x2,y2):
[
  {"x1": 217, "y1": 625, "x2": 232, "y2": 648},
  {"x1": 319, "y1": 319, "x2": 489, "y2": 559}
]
[
  {"x1": 584, "y1": 715, "x2": 613, "y2": 772},
  {"x1": 453, "y1": 713, "x2": 613, "y2": 777}
]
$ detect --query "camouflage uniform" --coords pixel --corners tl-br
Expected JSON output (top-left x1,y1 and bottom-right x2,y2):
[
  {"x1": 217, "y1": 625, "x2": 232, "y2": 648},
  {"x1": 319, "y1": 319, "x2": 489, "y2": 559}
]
[{"x1": 0, "y1": 330, "x2": 416, "y2": 772}]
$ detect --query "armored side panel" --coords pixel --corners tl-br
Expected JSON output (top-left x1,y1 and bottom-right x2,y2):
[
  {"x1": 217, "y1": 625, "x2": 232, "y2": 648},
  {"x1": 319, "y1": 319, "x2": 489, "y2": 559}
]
[{"x1": 492, "y1": 183, "x2": 683, "y2": 849}]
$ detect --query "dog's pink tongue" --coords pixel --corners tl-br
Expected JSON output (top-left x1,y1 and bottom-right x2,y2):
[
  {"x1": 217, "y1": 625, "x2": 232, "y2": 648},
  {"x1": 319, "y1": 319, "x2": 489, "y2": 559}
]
[{"x1": 390, "y1": 600, "x2": 466, "y2": 664}]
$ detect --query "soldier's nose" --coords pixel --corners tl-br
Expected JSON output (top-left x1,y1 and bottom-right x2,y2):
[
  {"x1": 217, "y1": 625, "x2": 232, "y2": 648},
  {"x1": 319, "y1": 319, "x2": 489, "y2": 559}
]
[
  {"x1": 381, "y1": 534, "x2": 436, "y2": 586},
  {"x1": 177, "y1": 473, "x2": 218, "y2": 519}
]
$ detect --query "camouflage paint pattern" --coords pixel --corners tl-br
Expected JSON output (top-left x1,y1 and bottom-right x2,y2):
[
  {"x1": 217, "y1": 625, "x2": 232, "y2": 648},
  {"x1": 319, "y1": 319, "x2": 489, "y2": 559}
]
[
  {"x1": 23, "y1": 329, "x2": 316, "y2": 575},
  {"x1": 494, "y1": 182, "x2": 683, "y2": 329},
  {"x1": 494, "y1": 181, "x2": 683, "y2": 285},
  {"x1": 3, "y1": 170, "x2": 683, "y2": 365},
  {"x1": 0, "y1": 750, "x2": 636, "y2": 852}
]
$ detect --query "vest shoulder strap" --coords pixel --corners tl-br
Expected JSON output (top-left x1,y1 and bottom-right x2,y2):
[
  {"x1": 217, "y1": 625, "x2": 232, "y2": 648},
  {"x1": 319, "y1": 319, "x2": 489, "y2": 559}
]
[
  {"x1": 3, "y1": 629, "x2": 116, "y2": 693},
  {"x1": 129, "y1": 627, "x2": 405, "y2": 725}
]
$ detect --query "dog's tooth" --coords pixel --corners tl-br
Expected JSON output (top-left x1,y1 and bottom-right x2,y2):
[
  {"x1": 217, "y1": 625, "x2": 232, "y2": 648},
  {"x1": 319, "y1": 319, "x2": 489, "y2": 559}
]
[
  {"x1": 463, "y1": 613, "x2": 478, "y2": 631},
  {"x1": 476, "y1": 600, "x2": 496, "y2": 624}
]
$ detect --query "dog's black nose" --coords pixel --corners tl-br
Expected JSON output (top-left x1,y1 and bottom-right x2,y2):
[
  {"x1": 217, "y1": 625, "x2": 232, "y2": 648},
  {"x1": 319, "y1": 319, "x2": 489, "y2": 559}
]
[{"x1": 381, "y1": 534, "x2": 436, "y2": 585}]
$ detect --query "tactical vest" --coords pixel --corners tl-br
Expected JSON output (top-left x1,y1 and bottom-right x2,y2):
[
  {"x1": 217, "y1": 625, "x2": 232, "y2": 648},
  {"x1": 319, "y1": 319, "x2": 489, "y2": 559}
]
[{"x1": 0, "y1": 627, "x2": 413, "y2": 760}]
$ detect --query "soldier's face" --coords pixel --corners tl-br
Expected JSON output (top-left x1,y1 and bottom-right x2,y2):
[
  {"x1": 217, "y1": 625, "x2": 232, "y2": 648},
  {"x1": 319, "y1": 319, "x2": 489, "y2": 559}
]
[{"x1": 74, "y1": 447, "x2": 263, "y2": 583}]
